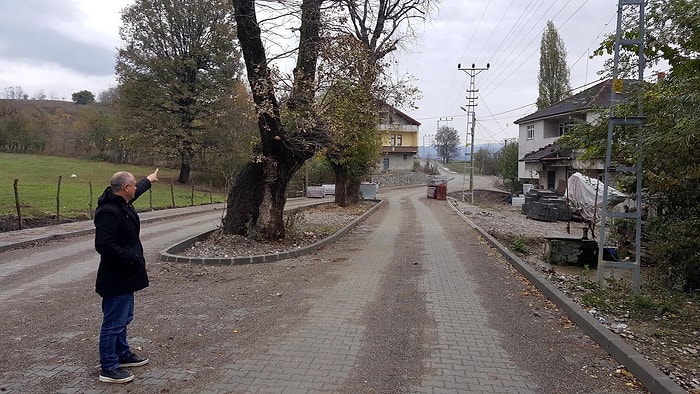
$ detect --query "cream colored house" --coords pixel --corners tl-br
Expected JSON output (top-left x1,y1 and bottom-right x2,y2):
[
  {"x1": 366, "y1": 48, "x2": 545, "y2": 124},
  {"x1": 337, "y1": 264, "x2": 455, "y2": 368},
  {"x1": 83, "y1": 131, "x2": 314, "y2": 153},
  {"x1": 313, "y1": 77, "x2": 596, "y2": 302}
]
[{"x1": 377, "y1": 103, "x2": 420, "y2": 171}]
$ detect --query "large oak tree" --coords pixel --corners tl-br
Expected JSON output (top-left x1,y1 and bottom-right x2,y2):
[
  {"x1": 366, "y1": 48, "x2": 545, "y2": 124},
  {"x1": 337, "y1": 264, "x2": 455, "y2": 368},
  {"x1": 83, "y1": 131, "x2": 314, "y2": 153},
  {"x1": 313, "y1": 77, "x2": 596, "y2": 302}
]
[
  {"x1": 224, "y1": 0, "x2": 435, "y2": 238},
  {"x1": 116, "y1": 0, "x2": 243, "y2": 183}
]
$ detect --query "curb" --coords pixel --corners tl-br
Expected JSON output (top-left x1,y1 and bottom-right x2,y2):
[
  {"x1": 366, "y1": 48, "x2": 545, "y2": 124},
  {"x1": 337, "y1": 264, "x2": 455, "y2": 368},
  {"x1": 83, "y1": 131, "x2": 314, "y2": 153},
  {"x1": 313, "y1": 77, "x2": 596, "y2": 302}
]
[
  {"x1": 0, "y1": 228, "x2": 97, "y2": 253},
  {"x1": 446, "y1": 198, "x2": 685, "y2": 394},
  {"x1": 0, "y1": 207, "x2": 223, "y2": 253},
  {"x1": 159, "y1": 200, "x2": 385, "y2": 265}
]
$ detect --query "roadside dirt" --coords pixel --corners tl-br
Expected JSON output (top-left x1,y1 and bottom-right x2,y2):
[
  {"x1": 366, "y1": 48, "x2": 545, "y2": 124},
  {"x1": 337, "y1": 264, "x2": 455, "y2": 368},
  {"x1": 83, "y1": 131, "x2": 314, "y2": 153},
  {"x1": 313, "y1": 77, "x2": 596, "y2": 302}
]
[
  {"x1": 449, "y1": 190, "x2": 700, "y2": 393},
  {"x1": 0, "y1": 214, "x2": 90, "y2": 233}
]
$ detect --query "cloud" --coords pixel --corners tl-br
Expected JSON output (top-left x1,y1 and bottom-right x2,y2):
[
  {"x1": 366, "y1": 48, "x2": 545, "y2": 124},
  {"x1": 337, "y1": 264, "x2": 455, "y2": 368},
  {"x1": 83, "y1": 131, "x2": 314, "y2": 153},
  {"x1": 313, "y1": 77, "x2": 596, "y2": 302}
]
[
  {"x1": 0, "y1": 0, "x2": 127, "y2": 98},
  {"x1": 0, "y1": 0, "x2": 119, "y2": 74},
  {"x1": 399, "y1": 0, "x2": 618, "y2": 143},
  {"x1": 0, "y1": 0, "x2": 619, "y2": 144},
  {"x1": 0, "y1": 24, "x2": 115, "y2": 76}
]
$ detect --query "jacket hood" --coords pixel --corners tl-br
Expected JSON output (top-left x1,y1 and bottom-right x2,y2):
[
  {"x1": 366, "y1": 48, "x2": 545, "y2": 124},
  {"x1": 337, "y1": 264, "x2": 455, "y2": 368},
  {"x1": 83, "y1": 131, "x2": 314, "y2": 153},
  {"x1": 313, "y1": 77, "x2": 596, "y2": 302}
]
[{"x1": 97, "y1": 186, "x2": 126, "y2": 206}]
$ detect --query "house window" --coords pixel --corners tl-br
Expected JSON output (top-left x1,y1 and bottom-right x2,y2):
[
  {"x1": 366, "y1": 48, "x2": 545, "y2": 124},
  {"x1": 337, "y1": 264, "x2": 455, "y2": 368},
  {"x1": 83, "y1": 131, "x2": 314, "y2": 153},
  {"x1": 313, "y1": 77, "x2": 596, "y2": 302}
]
[
  {"x1": 390, "y1": 134, "x2": 396, "y2": 146},
  {"x1": 559, "y1": 122, "x2": 574, "y2": 136},
  {"x1": 397, "y1": 135, "x2": 403, "y2": 146},
  {"x1": 527, "y1": 125, "x2": 535, "y2": 140}
]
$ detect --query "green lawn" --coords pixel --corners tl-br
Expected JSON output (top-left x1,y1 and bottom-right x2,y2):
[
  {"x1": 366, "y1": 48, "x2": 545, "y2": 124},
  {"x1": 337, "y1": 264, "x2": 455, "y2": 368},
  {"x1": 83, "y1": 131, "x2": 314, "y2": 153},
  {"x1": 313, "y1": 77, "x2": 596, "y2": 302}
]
[
  {"x1": 0, "y1": 153, "x2": 227, "y2": 220},
  {"x1": 442, "y1": 161, "x2": 478, "y2": 174}
]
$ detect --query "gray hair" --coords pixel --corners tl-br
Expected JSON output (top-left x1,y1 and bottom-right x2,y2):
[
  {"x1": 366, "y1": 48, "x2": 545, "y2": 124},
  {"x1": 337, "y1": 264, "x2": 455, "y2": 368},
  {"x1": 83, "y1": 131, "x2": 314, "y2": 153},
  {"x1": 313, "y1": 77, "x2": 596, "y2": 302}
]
[{"x1": 110, "y1": 171, "x2": 135, "y2": 191}]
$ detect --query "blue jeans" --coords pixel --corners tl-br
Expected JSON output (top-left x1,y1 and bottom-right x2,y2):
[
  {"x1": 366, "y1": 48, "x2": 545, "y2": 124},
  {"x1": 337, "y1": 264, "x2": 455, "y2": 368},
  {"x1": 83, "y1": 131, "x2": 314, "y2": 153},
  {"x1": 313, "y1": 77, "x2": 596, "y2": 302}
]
[{"x1": 99, "y1": 293, "x2": 134, "y2": 370}]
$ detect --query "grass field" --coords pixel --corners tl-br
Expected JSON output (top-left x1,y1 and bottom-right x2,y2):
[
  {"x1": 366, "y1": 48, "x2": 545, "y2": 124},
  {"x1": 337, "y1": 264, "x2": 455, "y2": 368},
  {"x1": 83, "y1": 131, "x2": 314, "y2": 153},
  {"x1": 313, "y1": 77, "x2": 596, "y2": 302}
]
[
  {"x1": 0, "y1": 153, "x2": 227, "y2": 221},
  {"x1": 441, "y1": 161, "x2": 474, "y2": 174}
]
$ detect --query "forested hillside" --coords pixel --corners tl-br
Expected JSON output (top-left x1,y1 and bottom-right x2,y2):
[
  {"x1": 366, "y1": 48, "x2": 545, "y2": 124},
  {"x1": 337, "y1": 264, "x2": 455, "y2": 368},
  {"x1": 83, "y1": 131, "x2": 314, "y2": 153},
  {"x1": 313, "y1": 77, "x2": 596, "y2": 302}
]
[
  {"x1": 0, "y1": 99, "x2": 114, "y2": 158},
  {"x1": 0, "y1": 92, "x2": 258, "y2": 184}
]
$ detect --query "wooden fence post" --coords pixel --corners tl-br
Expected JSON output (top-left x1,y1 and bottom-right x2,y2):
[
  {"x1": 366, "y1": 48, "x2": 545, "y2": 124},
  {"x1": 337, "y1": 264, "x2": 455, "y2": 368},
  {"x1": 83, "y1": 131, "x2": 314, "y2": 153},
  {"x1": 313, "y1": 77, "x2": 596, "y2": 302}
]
[
  {"x1": 170, "y1": 180, "x2": 175, "y2": 208},
  {"x1": 88, "y1": 181, "x2": 94, "y2": 219},
  {"x1": 13, "y1": 179, "x2": 22, "y2": 230},
  {"x1": 56, "y1": 175, "x2": 62, "y2": 225}
]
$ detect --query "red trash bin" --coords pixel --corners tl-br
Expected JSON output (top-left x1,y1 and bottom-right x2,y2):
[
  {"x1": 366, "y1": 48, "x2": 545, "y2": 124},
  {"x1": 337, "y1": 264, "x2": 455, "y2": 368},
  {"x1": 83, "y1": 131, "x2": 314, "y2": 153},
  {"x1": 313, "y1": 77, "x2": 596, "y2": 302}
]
[{"x1": 436, "y1": 184, "x2": 447, "y2": 200}]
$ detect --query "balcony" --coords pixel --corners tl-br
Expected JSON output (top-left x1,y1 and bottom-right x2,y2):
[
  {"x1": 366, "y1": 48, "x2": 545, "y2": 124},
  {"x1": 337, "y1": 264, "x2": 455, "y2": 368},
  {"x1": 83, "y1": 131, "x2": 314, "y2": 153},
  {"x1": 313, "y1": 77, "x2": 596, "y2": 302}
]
[
  {"x1": 381, "y1": 145, "x2": 418, "y2": 154},
  {"x1": 377, "y1": 124, "x2": 419, "y2": 133}
]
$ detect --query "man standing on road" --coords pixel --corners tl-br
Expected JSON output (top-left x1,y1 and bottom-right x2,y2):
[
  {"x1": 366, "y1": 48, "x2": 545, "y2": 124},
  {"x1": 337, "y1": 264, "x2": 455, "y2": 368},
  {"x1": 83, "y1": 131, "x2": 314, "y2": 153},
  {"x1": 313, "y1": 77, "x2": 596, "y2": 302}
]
[{"x1": 94, "y1": 169, "x2": 159, "y2": 383}]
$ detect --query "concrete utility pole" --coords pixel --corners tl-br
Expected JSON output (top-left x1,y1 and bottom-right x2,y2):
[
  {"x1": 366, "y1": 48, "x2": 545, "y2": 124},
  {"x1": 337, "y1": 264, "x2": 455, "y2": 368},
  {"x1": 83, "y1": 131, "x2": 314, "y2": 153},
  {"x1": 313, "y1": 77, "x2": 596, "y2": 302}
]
[{"x1": 458, "y1": 63, "x2": 489, "y2": 203}]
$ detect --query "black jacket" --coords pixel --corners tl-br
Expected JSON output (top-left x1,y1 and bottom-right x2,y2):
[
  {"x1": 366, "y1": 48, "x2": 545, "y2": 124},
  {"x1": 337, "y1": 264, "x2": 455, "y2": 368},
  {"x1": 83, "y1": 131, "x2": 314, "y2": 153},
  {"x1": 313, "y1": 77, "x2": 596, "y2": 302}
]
[{"x1": 94, "y1": 178, "x2": 152, "y2": 297}]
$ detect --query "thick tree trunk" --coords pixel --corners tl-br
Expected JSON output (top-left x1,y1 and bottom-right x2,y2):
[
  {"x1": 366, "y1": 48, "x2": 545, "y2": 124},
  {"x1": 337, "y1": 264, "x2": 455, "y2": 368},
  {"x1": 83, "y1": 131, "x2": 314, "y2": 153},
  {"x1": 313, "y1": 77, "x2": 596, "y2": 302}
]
[
  {"x1": 178, "y1": 162, "x2": 191, "y2": 184},
  {"x1": 224, "y1": 0, "x2": 325, "y2": 239},
  {"x1": 222, "y1": 162, "x2": 264, "y2": 235},
  {"x1": 333, "y1": 170, "x2": 362, "y2": 207},
  {"x1": 223, "y1": 157, "x2": 299, "y2": 239},
  {"x1": 334, "y1": 171, "x2": 348, "y2": 207},
  {"x1": 347, "y1": 178, "x2": 361, "y2": 203}
]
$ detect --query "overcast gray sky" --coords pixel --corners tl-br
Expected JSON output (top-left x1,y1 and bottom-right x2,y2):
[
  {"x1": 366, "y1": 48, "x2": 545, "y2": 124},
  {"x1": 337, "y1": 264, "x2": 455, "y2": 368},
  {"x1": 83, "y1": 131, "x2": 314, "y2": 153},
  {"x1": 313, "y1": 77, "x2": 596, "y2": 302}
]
[{"x1": 0, "y1": 0, "x2": 635, "y2": 145}]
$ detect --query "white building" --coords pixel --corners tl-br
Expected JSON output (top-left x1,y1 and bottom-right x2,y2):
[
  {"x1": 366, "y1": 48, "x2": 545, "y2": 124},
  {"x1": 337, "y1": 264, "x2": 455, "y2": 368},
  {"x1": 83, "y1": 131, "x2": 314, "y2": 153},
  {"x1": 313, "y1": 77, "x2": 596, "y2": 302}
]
[{"x1": 514, "y1": 80, "x2": 622, "y2": 193}]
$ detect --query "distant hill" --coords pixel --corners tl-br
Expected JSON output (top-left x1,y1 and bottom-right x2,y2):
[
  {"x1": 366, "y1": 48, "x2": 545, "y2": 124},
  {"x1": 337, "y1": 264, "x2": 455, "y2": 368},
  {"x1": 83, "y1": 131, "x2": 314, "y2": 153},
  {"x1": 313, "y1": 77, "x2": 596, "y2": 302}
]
[
  {"x1": 0, "y1": 98, "x2": 113, "y2": 117},
  {"x1": 0, "y1": 99, "x2": 114, "y2": 156}
]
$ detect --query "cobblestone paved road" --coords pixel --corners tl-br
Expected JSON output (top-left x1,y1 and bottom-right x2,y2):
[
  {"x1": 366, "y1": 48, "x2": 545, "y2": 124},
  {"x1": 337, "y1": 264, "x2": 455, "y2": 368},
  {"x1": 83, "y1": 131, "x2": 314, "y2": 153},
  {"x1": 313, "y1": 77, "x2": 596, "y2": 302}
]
[{"x1": 0, "y1": 186, "x2": 649, "y2": 393}]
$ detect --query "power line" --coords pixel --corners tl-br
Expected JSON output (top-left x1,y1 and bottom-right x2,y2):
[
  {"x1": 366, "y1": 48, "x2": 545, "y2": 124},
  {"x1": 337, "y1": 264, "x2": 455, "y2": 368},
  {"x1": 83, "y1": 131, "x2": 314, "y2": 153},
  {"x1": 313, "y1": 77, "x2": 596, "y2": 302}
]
[
  {"x1": 440, "y1": 1, "x2": 617, "y2": 126},
  {"x1": 415, "y1": 77, "x2": 608, "y2": 125},
  {"x1": 474, "y1": 0, "x2": 517, "y2": 65},
  {"x1": 479, "y1": 0, "x2": 556, "y2": 89},
  {"x1": 480, "y1": 1, "x2": 609, "y2": 96},
  {"x1": 442, "y1": 0, "x2": 493, "y2": 124},
  {"x1": 458, "y1": 0, "x2": 493, "y2": 64},
  {"x1": 481, "y1": 8, "x2": 616, "y2": 101},
  {"x1": 480, "y1": 1, "x2": 569, "y2": 91}
]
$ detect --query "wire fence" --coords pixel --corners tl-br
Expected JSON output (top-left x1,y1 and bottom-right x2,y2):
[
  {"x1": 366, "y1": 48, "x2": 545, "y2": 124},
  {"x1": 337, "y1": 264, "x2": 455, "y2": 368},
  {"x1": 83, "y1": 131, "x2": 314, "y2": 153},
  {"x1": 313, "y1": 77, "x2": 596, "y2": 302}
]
[{"x1": 4, "y1": 177, "x2": 221, "y2": 231}]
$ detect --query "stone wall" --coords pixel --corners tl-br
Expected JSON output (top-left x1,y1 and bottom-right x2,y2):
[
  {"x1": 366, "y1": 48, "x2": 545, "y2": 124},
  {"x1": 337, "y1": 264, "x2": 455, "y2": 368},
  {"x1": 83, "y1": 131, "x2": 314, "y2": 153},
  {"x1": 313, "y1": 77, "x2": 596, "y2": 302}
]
[{"x1": 371, "y1": 172, "x2": 428, "y2": 188}]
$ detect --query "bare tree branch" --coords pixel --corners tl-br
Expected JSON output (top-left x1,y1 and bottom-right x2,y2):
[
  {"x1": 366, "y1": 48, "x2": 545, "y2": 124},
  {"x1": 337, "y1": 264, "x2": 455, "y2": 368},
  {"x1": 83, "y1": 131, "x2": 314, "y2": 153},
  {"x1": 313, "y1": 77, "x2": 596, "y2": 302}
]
[{"x1": 333, "y1": 0, "x2": 437, "y2": 61}]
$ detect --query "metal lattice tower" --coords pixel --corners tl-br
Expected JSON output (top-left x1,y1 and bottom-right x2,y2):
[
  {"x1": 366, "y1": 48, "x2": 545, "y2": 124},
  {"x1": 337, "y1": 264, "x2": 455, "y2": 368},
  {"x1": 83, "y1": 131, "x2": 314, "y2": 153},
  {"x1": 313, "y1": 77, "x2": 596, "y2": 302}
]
[
  {"x1": 458, "y1": 63, "x2": 489, "y2": 203},
  {"x1": 597, "y1": 0, "x2": 646, "y2": 291}
]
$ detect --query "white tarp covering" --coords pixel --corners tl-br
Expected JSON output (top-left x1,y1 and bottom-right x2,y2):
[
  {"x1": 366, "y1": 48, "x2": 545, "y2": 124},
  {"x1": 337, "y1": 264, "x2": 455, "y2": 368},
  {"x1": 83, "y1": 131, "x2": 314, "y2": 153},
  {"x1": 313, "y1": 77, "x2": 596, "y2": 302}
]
[{"x1": 565, "y1": 172, "x2": 628, "y2": 222}]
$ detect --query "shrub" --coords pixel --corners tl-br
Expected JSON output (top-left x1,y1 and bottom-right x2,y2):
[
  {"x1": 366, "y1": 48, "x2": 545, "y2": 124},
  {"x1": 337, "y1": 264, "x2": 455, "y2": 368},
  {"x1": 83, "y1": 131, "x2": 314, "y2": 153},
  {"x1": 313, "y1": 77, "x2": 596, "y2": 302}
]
[{"x1": 647, "y1": 214, "x2": 700, "y2": 292}]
